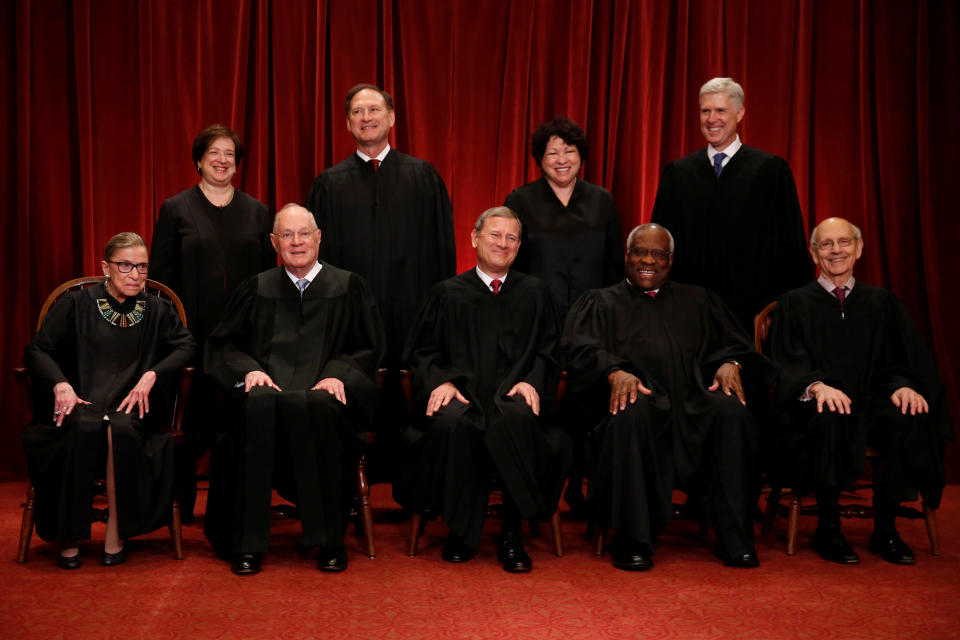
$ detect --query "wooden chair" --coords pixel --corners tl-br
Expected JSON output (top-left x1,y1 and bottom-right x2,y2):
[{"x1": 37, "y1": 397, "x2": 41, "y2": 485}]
[
  {"x1": 15, "y1": 276, "x2": 194, "y2": 563},
  {"x1": 757, "y1": 301, "x2": 941, "y2": 556},
  {"x1": 406, "y1": 371, "x2": 565, "y2": 558}
]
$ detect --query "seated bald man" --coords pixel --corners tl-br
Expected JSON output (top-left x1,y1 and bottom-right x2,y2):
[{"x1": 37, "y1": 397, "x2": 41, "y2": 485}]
[
  {"x1": 769, "y1": 217, "x2": 952, "y2": 565},
  {"x1": 204, "y1": 204, "x2": 385, "y2": 575}
]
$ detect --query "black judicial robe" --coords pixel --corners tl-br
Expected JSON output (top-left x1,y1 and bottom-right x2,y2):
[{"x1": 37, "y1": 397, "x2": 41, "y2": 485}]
[
  {"x1": 400, "y1": 270, "x2": 571, "y2": 548},
  {"x1": 770, "y1": 281, "x2": 953, "y2": 506},
  {"x1": 22, "y1": 284, "x2": 197, "y2": 542},
  {"x1": 304, "y1": 150, "x2": 455, "y2": 366},
  {"x1": 562, "y1": 280, "x2": 776, "y2": 554},
  {"x1": 151, "y1": 185, "x2": 275, "y2": 346},
  {"x1": 651, "y1": 145, "x2": 810, "y2": 332},
  {"x1": 504, "y1": 177, "x2": 623, "y2": 315},
  {"x1": 151, "y1": 186, "x2": 276, "y2": 513},
  {"x1": 203, "y1": 264, "x2": 385, "y2": 555}
]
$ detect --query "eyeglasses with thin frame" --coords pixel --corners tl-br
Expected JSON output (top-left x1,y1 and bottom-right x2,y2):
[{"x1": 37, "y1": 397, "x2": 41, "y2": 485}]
[
  {"x1": 628, "y1": 248, "x2": 672, "y2": 262},
  {"x1": 814, "y1": 237, "x2": 856, "y2": 252},
  {"x1": 274, "y1": 230, "x2": 318, "y2": 243},
  {"x1": 107, "y1": 261, "x2": 149, "y2": 274},
  {"x1": 477, "y1": 232, "x2": 520, "y2": 245}
]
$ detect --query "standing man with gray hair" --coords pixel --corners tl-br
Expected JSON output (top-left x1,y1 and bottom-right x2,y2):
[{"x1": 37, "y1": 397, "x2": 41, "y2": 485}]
[{"x1": 651, "y1": 77, "x2": 810, "y2": 335}]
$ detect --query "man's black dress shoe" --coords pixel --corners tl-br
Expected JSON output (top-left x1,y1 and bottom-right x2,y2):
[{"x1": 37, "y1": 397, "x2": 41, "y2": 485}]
[
  {"x1": 497, "y1": 530, "x2": 533, "y2": 573},
  {"x1": 317, "y1": 547, "x2": 349, "y2": 573},
  {"x1": 813, "y1": 526, "x2": 859, "y2": 564},
  {"x1": 722, "y1": 550, "x2": 760, "y2": 568},
  {"x1": 869, "y1": 530, "x2": 915, "y2": 565},
  {"x1": 231, "y1": 553, "x2": 262, "y2": 575},
  {"x1": 56, "y1": 553, "x2": 82, "y2": 570},
  {"x1": 611, "y1": 542, "x2": 654, "y2": 571},
  {"x1": 441, "y1": 533, "x2": 475, "y2": 563},
  {"x1": 101, "y1": 547, "x2": 127, "y2": 567}
]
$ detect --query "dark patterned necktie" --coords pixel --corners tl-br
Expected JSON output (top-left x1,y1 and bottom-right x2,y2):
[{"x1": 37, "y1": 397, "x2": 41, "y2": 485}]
[
  {"x1": 833, "y1": 286, "x2": 846, "y2": 318},
  {"x1": 713, "y1": 152, "x2": 726, "y2": 177},
  {"x1": 370, "y1": 159, "x2": 379, "y2": 172}
]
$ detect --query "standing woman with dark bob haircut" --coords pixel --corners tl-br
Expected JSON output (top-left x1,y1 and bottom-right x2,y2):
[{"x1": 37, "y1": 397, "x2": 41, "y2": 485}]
[
  {"x1": 151, "y1": 124, "x2": 275, "y2": 520},
  {"x1": 23, "y1": 232, "x2": 197, "y2": 568}
]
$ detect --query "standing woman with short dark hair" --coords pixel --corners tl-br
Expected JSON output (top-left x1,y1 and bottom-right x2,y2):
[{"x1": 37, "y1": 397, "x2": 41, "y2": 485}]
[
  {"x1": 151, "y1": 125, "x2": 275, "y2": 520},
  {"x1": 504, "y1": 117, "x2": 624, "y2": 514}
]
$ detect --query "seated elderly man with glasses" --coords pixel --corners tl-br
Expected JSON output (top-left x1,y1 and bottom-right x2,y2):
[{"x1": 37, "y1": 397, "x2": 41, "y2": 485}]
[
  {"x1": 768, "y1": 217, "x2": 952, "y2": 566},
  {"x1": 561, "y1": 223, "x2": 775, "y2": 571},
  {"x1": 203, "y1": 204, "x2": 385, "y2": 576}
]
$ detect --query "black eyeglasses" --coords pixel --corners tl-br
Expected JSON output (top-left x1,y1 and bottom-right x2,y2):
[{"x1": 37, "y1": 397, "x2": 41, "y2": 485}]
[
  {"x1": 108, "y1": 261, "x2": 149, "y2": 274},
  {"x1": 628, "y1": 248, "x2": 671, "y2": 262}
]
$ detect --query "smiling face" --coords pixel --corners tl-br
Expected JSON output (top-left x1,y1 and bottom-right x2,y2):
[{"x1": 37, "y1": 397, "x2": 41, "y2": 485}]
[
  {"x1": 699, "y1": 91, "x2": 744, "y2": 151},
  {"x1": 625, "y1": 227, "x2": 673, "y2": 290},
  {"x1": 270, "y1": 206, "x2": 321, "y2": 278},
  {"x1": 540, "y1": 135, "x2": 582, "y2": 190},
  {"x1": 198, "y1": 136, "x2": 237, "y2": 187},
  {"x1": 101, "y1": 245, "x2": 149, "y2": 303},
  {"x1": 810, "y1": 217, "x2": 863, "y2": 285},
  {"x1": 471, "y1": 215, "x2": 521, "y2": 278},
  {"x1": 346, "y1": 88, "x2": 395, "y2": 154}
]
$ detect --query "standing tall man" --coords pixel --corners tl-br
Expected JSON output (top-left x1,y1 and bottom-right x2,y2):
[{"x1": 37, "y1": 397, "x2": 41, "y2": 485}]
[
  {"x1": 652, "y1": 77, "x2": 810, "y2": 334},
  {"x1": 305, "y1": 84, "x2": 455, "y2": 482},
  {"x1": 305, "y1": 83, "x2": 455, "y2": 368}
]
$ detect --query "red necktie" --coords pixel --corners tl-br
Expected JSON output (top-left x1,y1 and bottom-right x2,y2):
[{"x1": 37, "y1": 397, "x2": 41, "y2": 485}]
[
  {"x1": 370, "y1": 159, "x2": 379, "y2": 172},
  {"x1": 646, "y1": 290, "x2": 657, "y2": 298},
  {"x1": 491, "y1": 279, "x2": 502, "y2": 295}
]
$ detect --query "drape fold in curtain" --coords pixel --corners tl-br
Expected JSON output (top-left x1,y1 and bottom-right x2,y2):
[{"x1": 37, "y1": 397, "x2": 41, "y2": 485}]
[{"x1": 2, "y1": 0, "x2": 957, "y2": 479}]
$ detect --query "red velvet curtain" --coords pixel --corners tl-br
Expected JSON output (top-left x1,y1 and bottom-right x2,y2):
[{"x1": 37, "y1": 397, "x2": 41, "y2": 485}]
[{"x1": 2, "y1": 0, "x2": 957, "y2": 479}]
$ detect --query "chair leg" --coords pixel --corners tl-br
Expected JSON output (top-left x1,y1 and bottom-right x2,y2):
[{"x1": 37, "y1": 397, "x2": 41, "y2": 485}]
[
  {"x1": 170, "y1": 497, "x2": 184, "y2": 560},
  {"x1": 786, "y1": 494, "x2": 801, "y2": 556},
  {"x1": 17, "y1": 485, "x2": 36, "y2": 563},
  {"x1": 762, "y1": 486, "x2": 782, "y2": 536},
  {"x1": 356, "y1": 454, "x2": 375, "y2": 558},
  {"x1": 594, "y1": 527, "x2": 605, "y2": 556},
  {"x1": 922, "y1": 499, "x2": 941, "y2": 557},
  {"x1": 408, "y1": 513, "x2": 422, "y2": 557},
  {"x1": 549, "y1": 511, "x2": 564, "y2": 557}
]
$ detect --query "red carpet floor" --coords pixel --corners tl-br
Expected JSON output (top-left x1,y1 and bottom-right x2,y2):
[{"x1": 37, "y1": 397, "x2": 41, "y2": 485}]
[{"x1": 1, "y1": 481, "x2": 958, "y2": 639}]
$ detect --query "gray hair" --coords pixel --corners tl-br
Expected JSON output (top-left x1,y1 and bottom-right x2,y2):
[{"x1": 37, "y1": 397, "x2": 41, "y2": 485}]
[
  {"x1": 106, "y1": 232, "x2": 147, "y2": 261},
  {"x1": 273, "y1": 203, "x2": 318, "y2": 233},
  {"x1": 700, "y1": 77, "x2": 745, "y2": 111},
  {"x1": 626, "y1": 223, "x2": 675, "y2": 253},
  {"x1": 810, "y1": 218, "x2": 863, "y2": 246},
  {"x1": 473, "y1": 206, "x2": 522, "y2": 234}
]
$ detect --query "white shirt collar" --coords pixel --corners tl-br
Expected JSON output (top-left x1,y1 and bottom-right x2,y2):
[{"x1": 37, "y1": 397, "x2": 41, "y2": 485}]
[
  {"x1": 285, "y1": 261, "x2": 323, "y2": 288},
  {"x1": 476, "y1": 267, "x2": 507, "y2": 292},
  {"x1": 817, "y1": 272, "x2": 855, "y2": 294},
  {"x1": 707, "y1": 134, "x2": 742, "y2": 167},
  {"x1": 356, "y1": 144, "x2": 391, "y2": 163}
]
